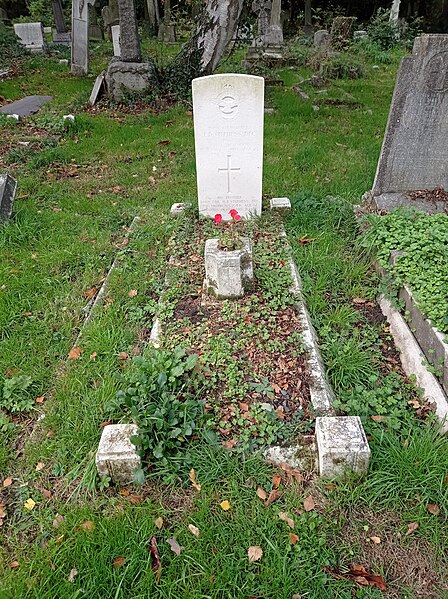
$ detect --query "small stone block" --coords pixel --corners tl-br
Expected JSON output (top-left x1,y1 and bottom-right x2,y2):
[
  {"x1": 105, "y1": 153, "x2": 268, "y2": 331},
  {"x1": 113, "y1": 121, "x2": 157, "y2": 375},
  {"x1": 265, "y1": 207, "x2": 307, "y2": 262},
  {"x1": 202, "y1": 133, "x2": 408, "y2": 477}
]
[
  {"x1": 204, "y1": 237, "x2": 254, "y2": 299},
  {"x1": 6, "y1": 114, "x2": 19, "y2": 122},
  {"x1": 59, "y1": 59, "x2": 69, "y2": 65},
  {"x1": 316, "y1": 416, "x2": 370, "y2": 478},
  {"x1": 63, "y1": 114, "x2": 75, "y2": 122},
  {"x1": 270, "y1": 197, "x2": 291, "y2": 211},
  {"x1": 170, "y1": 202, "x2": 191, "y2": 216},
  {"x1": 96, "y1": 424, "x2": 141, "y2": 485}
]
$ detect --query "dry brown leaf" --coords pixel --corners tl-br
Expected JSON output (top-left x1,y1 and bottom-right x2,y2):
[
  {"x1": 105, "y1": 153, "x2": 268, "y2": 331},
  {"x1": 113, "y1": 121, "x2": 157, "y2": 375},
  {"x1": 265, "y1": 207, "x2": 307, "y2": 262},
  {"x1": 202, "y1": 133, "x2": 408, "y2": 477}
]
[
  {"x1": 248, "y1": 546, "x2": 263, "y2": 563},
  {"x1": 35, "y1": 462, "x2": 45, "y2": 472},
  {"x1": 148, "y1": 536, "x2": 161, "y2": 580},
  {"x1": 118, "y1": 352, "x2": 128, "y2": 361},
  {"x1": 370, "y1": 415, "x2": 385, "y2": 422},
  {"x1": 90, "y1": 352, "x2": 97, "y2": 361},
  {"x1": 128, "y1": 289, "x2": 138, "y2": 297},
  {"x1": 42, "y1": 489, "x2": 52, "y2": 499},
  {"x1": 81, "y1": 521, "x2": 95, "y2": 532},
  {"x1": 289, "y1": 533, "x2": 299, "y2": 545},
  {"x1": 35, "y1": 396, "x2": 45, "y2": 404},
  {"x1": 369, "y1": 536, "x2": 381, "y2": 544},
  {"x1": 167, "y1": 537, "x2": 182, "y2": 556},
  {"x1": 113, "y1": 556, "x2": 126, "y2": 568},
  {"x1": 53, "y1": 514, "x2": 65, "y2": 528},
  {"x1": 405, "y1": 522, "x2": 419, "y2": 535},
  {"x1": 2, "y1": 478, "x2": 12, "y2": 488},
  {"x1": 68, "y1": 568, "x2": 78, "y2": 583},
  {"x1": 278, "y1": 512, "x2": 295, "y2": 529},
  {"x1": 265, "y1": 489, "x2": 282, "y2": 507},
  {"x1": 303, "y1": 495, "x2": 316, "y2": 512},
  {"x1": 9, "y1": 561, "x2": 19, "y2": 569},
  {"x1": 220, "y1": 500, "x2": 231, "y2": 511},
  {"x1": 189, "y1": 469, "x2": 201, "y2": 491},
  {"x1": 82, "y1": 287, "x2": 98, "y2": 299},
  {"x1": 352, "y1": 298, "x2": 366, "y2": 304},
  {"x1": 188, "y1": 524, "x2": 200, "y2": 537},
  {"x1": 154, "y1": 517, "x2": 164, "y2": 529},
  {"x1": 256, "y1": 487, "x2": 268, "y2": 501},
  {"x1": 272, "y1": 474, "x2": 281, "y2": 489},
  {"x1": 427, "y1": 503, "x2": 440, "y2": 516},
  {"x1": 68, "y1": 346, "x2": 82, "y2": 360}
]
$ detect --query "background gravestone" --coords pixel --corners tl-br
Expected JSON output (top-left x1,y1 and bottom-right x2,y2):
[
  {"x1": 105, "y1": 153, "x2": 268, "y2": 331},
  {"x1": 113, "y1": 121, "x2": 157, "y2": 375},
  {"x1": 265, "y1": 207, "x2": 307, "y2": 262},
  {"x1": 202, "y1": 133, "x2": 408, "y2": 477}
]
[
  {"x1": 52, "y1": 0, "x2": 70, "y2": 45},
  {"x1": 102, "y1": 0, "x2": 119, "y2": 40},
  {"x1": 111, "y1": 24, "x2": 120, "y2": 57},
  {"x1": 72, "y1": 0, "x2": 96, "y2": 75},
  {"x1": 193, "y1": 74, "x2": 264, "y2": 220},
  {"x1": 13, "y1": 23, "x2": 46, "y2": 52},
  {"x1": 369, "y1": 35, "x2": 448, "y2": 213},
  {"x1": 0, "y1": 174, "x2": 17, "y2": 224}
]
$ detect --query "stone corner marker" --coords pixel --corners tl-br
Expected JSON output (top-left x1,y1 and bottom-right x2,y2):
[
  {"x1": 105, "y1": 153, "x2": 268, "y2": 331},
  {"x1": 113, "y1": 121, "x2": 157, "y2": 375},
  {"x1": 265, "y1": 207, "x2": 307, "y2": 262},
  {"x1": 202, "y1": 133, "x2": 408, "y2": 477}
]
[
  {"x1": 0, "y1": 174, "x2": 18, "y2": 224},
  {"x1": 192, "y1": 74, "x2": 264, "y2": 221},
  {"x1": 315, "y1": 416, "x2": 371, "y2": 478},
  {"x1": 371, "y1": 34, "x2": 448, "y2": 211},
  {"x1": 96, "y1": 424, "x2": 141, "y2": 485}
]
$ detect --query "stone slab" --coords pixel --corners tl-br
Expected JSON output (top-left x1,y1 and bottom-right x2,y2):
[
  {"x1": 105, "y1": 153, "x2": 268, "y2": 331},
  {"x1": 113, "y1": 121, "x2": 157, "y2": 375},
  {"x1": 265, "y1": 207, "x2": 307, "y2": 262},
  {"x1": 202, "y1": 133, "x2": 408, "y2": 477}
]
[
  {"x1": 13, "y1": 22, "x2": 46, "y2": 52},
  {"x1": 0, "y1": 174, "x2": 17, "y2": 224},
  {"x1": 111, "y1": 24, "x2": 120, "y2": 56},
  {"x1": 193, "y1": 74, "x2": 264, "y2": 221},
  {"x1": 316, "y1": 416, "x2": 371, "y2": 478},
  {"x1": 270, "y1": 197, "x2": 291, "y2": 211},
  {"x1": 53, "y1": 31, "x2": 71, "y2": 45},
  {"x1": 372, "y1": 35, "x2": 448, "y2": 197},
  {"x1": 89, "y1": 71, "x2": 106, "y2": 105},
  {"x1": 96, "y1": 424, "x2": 141, "y2": 484},
  {"x1": 170, "y1": 202, "x2": 191, "y2": 216},
  {"x1": 0, "y1": 96, "x2": 52, "y2": 117},
  {"x1": 105, "y1": 60, "x2": 156, "y2": 100},
  {"x1": 204, "y1": 237, "x2": 254, "y2": 299},
  {"x1": 372, "y1": 191, "x2": 448, "y2": 214}
]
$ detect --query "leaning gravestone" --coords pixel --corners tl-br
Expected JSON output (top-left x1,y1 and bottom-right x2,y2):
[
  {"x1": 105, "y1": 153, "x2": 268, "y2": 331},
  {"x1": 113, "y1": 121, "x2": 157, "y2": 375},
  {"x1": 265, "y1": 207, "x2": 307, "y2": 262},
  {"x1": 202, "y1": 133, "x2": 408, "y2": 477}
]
[
  {"x1": 367, "y1": 35, "x2": 448, "y2": 213},
  {"x1": 52, "y1": 0, "x2": 71, "y2": 45},
  {"x1": 192, "y1": 74, "x2": 264, "y2": 220},
  {"x1": 0, "y1": 174, "x2": 17, "y2": 224},
  {"x1": 13, "y1": 23, "x2": 46, "y2": 52}
]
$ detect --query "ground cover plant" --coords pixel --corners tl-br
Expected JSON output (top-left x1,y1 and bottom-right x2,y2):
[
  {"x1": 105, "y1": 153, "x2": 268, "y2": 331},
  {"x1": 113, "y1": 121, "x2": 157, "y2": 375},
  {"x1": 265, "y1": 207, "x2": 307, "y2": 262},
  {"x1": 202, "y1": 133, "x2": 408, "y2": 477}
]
[{"x1": 1, "y1": 36, "x2": 447, "y2": 599}]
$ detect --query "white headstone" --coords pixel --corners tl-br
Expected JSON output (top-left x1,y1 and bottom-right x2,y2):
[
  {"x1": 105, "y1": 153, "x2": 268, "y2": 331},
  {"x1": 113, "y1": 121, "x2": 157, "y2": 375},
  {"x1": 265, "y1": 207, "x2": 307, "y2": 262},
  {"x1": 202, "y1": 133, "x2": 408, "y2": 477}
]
[
  {"x1": 111, "y1": 24, "x2": 121, "y2": 57},
  {"x1": 13, "y1": 23, "x2": 46, "y2": 52},
  {"x1": 192, "y1": 74, "x2": 264, "y2": 220}
]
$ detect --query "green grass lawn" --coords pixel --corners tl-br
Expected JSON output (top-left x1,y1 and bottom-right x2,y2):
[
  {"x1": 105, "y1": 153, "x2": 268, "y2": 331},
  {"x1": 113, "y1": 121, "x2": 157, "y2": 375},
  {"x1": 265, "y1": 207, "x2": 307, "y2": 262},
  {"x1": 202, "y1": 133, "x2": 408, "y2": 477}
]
[{"x1": 0, "y1": 39, "x2": 447, "y2": 599}]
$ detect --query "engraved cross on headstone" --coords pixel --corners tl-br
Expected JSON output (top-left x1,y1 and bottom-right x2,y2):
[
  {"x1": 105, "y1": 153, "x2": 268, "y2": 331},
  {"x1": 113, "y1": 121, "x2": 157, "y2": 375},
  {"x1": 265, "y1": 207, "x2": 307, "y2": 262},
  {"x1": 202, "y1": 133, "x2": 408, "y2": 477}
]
[{"x1": 218, "y1": 155, "x2": 241, "y2": 194}]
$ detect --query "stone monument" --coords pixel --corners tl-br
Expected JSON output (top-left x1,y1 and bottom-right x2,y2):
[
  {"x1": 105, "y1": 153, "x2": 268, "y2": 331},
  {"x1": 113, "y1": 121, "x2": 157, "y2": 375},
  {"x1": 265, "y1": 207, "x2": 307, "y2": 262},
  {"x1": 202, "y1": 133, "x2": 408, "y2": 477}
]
[
  {"x1": 111, "y1": 24, "x2": 120, "y2": 57},
  {"x1": 105, "y1": 0, "x2": 157, "y2": 100},
  {"x1": 88, "y1": 3, "x2": 103, "y2": 40},
  {"x1": 102, "y1": 0, "x2": 119, "y2": 39},
  {"x1": 0, "y1": 174, "x2": 17, "y2": 224},
  {"x1": 192, "y1": 74, "x2": 264, "y2": 220},
  {"x1": 71, "y1": 0, "x2": 96, "y2": 75},
  {"x1": 13, "y1": 23, "x2": 46, "y2": 52},
  {"x1": 52, "y1": 0, "x2": 70, "y2": 45},
  {"x1": 158, "y1": 0, "x2": 176, "y2": 43},
  {"x1": 245, "y1": 0, "x2": 285, "y2": 67},
  {"x1": 366, "y1": 35, "x2": 448, "y2": 214}
]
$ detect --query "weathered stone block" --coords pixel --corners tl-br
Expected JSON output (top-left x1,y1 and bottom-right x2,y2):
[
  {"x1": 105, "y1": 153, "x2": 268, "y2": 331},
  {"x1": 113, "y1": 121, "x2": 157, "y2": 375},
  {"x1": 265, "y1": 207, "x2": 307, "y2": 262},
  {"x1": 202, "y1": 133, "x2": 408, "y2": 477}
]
[
  {"x1": 106, "y1": 60, "x2": 157, "y2": 101},
  {"x1": 0, "y1": 174, "x2": 17, "y2": 224},
  {"x1": 316, "y1": 416, "x2": 370, "y2": 477},
  {"x1": 204, "y1": 237, "x2": 254, "y2": 299},
  {"x1": 96, "y1": 424, "x2": 141, "y2": 485},
  {"x1": 270, "y1": 197, "x2": 291, "y2": 211},
  {"x1": 170, "y1": 202, "x2": 191, "y2": 216},
  {"x1": 158, "y1": 23, "x2": 176, "y2": 43},
  {"x1": 314, "y1": 29, "x2": 330, "y2": 49}
]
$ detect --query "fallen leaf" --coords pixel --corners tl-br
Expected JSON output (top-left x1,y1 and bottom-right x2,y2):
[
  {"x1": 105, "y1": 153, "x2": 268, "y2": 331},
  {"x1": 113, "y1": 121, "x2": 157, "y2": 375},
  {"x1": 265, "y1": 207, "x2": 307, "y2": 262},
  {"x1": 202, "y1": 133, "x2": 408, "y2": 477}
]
[
  {"x1": 289, "y1": 533, "x2": 299, "y2": 545},
  {"x1": 128, "y1": 289, "x2": 138, "y2": 297},
  {"x1": 303, "y1": 495, "x2": 316, "y2": 512},
  {"x1": 68, "y1": 568, "x2": 78, "y2": 582},
  {"x1": 90, "y1": 352, "x2": 97, "y2": 361},
  {"x1": 298, "y1": 234, "x2": 316, "y2": 244},
  {"x1": 223, "y1": 439, "x2": 237, "y2": 449},
  {"x1": 113, "y1": 556, "x2": 126, "y2": 568},
  {"x1": 2, "y1": 478, "x2": 12, "y2": 488},
  {"x1": 35, "y1": 462, "x2": 45, "y2": 472},
  {"x1": 148, "y1": 536, "x2": 161, "y2": 577},
  {"x1": 118, "y1": 352, "x2": 128, "y2": 361},
  {"x1": 272, "y1": 474, "x2": 281, "y2": 489},
  {"x1": 68, "y1": 346, "x2": 82, "y2": 360},
  {"x1": 189, "y1": 469, "x2": 201, "y2": 491},
  {"x1": 167, "y1": 537, "x2": 182, "y2": 556},
  {"x1": 42, "y1": 489, "x2": 52, "y2": 499},
  {"x1": 322, "y1": 564, "x2": 386, "y2": 591},
  {"x1": 154, "y1": 517, "x2": 164, "y2": 529},
  {"x1": 265, "y1": 489, "x2": 282, "y2": 507},
  {"x1": 169, "y1": 151, "x2": 176, "y2": 158},
  {"x1": 82, "y1": 286, "x2": 98, "y2": 299},
  {"x1": 256, "y1": 487, "x2": 268, "y2": 501},
  {"x1": 81, "y1": 521, "x2": 95, "y2": 532},
  {"x1": 53, "y1": 514, "x2": 65, "y2": 528},
  {"x1": 427, "y1": 503, "x2": 440, "y2": 516},
  {"x1": 9, "y1": 561, "x2": 19, "y2": 569},
  {"x1": 278, "y1": 512, "x2": 295, "y2": 529},
  {"x1": 158, "y1": 140, "x2": 171, "y2": 145},
  {"x1": 369, "y1": 536, "x2": 381, "y2": 544},
  {"x1": 24, "y1": 498, "x2": 36, "y2": 511},
  {"x1": 248, "y1": 546, "x2": 263, "y2": 563},
  {"x1": 220, "y1": 500, "x2": 231, "y2": 511},
  {"x1": 188, "y1": 524, "x2": 200, "y2": 537},
  {"x1": 35, "y1": 395, "x2": 45, "y2": 404},
  {"x1": 405, "y1": 522, "x2": 419, "y2": 535},
  {"x1": 352, "y1": 298, "x2": 367, "y2": 304},
  {"x1": 370, "y1": 415, "x2": 385, "y2": 422}
]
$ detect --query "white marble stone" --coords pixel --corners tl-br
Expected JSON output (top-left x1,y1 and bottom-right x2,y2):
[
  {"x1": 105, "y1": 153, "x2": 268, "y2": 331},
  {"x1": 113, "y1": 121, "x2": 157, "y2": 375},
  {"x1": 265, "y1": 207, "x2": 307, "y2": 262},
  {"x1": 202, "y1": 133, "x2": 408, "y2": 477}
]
[
  {"x1": 192, "y1": 74, "x2": 264, "y2": 221},
  {"x1": 96, "y1": 424, "x2": 141, "y2": 485},
  {"x1": 270, "y1": 197, "x2": 291, "y2": 211},
  {"x1": 316, "y1": 416, "x2": 370, "y2": 477},
  {"x1": 170, "y1": 202, "x2": 191, "y2": 216},
  {"x1": 63, "y1": 114, "x2": 75, "y2": 122},
  {"x1": 111, "y1": 24, "x2": 121, "y2": 57},
  {"x1": 6, "y1": 114, "x2": 19, "y2": 122},
  {"x1": 13, "y1": 23, "x2": 46, "y2": 52},
  {"x1": 204, "y1": 237, "x2": 254, "y2": 299}
]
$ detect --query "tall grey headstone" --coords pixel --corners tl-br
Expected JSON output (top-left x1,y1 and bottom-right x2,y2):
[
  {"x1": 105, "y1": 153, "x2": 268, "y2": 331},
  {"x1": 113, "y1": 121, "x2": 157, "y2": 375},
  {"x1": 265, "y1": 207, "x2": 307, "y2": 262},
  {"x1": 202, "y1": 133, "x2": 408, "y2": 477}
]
[
  {"x1": 265, "y1": 0, "x2": 283, "y2": 46},
  {"x1": 13, "y1": 23, "x2": 46, "y2": 52},
  {"x1": 117, "y1": 0, "x2": 141, "y2": 62},
  {"x1": 370, "y1": 35, "x2": 448, "y2": 212},
  {"x1": 252, "y1": 0, "x2": 272, "y2": 45},
  {"x1": 193, "y1": 74, "x2": 264, "y2": 220},
  {"x1": 71, "y1": 0, "x2": 95, "y2": 75},
  {"x1": 52, "y1": 0, "x2": 70, "y2": 43},
  {"x1": 389, "y1": 0, "x2": 401, "y2": 24},
  {"x1": 102, "y1": 0, "x2": 119, "y2": 39},
  {"x1": 0, "y1": 174, "x2": 18, "y2": 224},
  {"x1": 111, "y1": 24, "x2": 121, "y2": 56}
]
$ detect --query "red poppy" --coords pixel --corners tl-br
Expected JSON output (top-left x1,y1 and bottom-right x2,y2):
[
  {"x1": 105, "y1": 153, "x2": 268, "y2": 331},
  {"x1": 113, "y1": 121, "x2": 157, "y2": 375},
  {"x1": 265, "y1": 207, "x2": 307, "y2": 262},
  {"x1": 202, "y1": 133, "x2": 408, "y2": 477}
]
[
  {"x1": 233, "y1": 213, "x2": 241, "y2": 221},
  {"x1": 214, "y1": 213, "x2": 223, "y2": 224},
  {"x1": 229, "y1": 209, "x2": 238, "y2": 218}
]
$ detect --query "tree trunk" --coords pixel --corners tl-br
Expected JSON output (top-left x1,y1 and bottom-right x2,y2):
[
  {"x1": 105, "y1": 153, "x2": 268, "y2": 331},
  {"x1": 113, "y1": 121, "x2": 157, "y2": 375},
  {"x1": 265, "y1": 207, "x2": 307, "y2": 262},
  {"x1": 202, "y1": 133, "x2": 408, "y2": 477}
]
[
  {"x1": 304, "y1": 0, "x2": 313, "y2": 37},
  {"x1": 164, "y1": 0, "x2": 244, "y2": 94}
]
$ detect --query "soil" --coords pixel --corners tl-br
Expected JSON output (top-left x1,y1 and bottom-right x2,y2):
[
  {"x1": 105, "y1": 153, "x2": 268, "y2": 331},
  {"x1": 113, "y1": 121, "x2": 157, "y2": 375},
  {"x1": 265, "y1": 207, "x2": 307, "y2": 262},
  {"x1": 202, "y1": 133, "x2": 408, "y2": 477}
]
[{"x1": 409, "y1": 187, "x2": 448, "y2": 205}]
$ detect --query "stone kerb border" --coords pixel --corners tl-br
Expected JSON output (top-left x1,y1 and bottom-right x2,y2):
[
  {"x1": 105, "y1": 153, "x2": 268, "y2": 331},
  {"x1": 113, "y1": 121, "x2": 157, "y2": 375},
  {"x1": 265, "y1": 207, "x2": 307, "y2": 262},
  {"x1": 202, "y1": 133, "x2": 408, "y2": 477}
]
[{"x1": 96, "y1": 204, "x2": 372, "y2": 484}]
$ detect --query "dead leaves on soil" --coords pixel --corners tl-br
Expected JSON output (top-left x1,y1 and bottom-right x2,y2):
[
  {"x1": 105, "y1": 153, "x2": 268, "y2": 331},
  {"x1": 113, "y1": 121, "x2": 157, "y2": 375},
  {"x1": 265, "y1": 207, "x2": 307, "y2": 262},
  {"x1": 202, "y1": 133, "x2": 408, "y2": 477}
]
[{"x1": 323, "y1": 564, "x2": 387, "y2": 591}]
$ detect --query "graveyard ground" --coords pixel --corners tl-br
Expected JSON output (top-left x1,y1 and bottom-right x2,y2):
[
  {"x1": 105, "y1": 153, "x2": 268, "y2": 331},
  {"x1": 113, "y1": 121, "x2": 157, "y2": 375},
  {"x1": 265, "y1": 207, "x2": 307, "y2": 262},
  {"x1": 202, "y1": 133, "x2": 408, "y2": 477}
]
[{"x1": 1, "y1": 39, "x2": 448, "y2": 599}]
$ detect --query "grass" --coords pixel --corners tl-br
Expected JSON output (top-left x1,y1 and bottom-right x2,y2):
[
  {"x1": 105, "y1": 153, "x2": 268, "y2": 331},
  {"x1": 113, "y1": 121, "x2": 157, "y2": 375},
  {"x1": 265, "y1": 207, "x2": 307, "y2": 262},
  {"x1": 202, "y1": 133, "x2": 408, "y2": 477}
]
[{"x1": 1, "y1": 37, "x2": 447, "y2": 598}]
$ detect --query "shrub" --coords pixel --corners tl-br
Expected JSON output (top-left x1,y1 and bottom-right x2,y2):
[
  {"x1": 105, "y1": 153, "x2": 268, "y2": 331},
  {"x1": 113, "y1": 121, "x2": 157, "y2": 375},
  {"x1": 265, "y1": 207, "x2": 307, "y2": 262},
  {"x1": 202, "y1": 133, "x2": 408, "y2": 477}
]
[
  {"x1": 367, "y1": 8, "x2": 399, "y2": 50},
  {"x1": 1, "y1": 375, "x2": 35, "y2": 413},
  {"x1": 320, "y1": 54, "x2": 365, "y2": 79}
]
